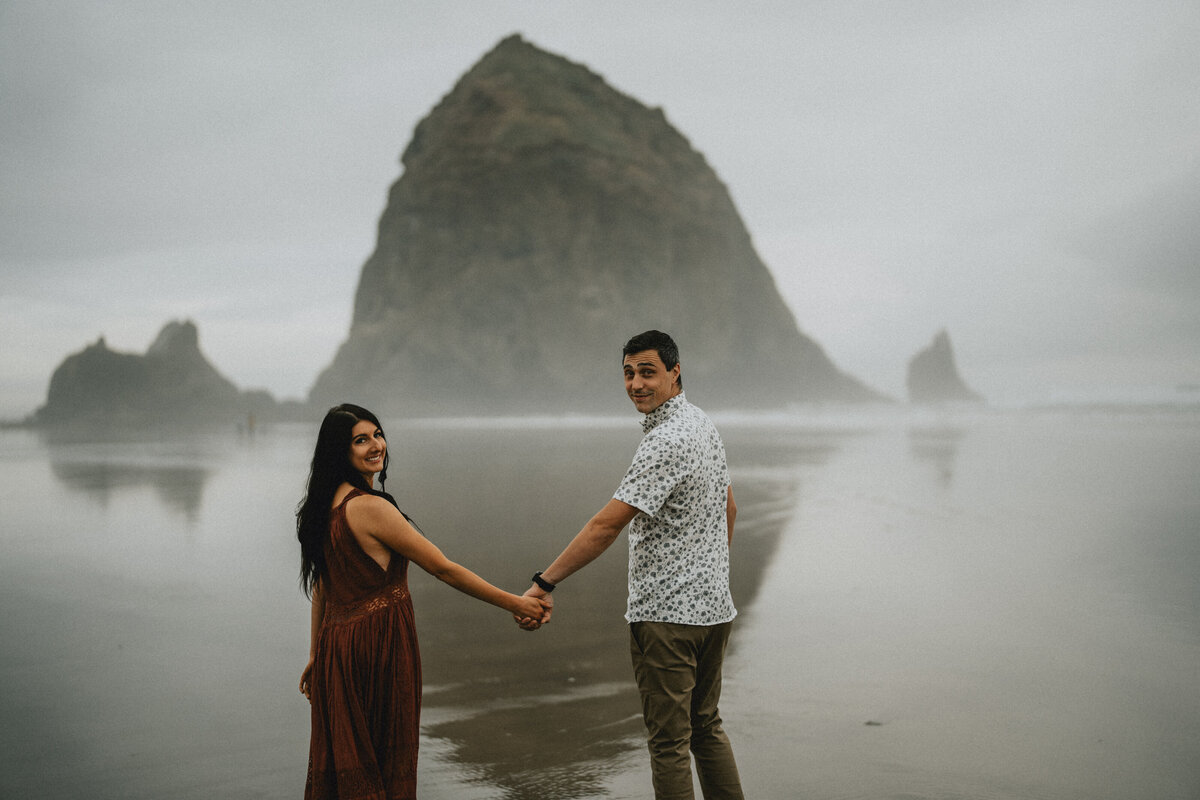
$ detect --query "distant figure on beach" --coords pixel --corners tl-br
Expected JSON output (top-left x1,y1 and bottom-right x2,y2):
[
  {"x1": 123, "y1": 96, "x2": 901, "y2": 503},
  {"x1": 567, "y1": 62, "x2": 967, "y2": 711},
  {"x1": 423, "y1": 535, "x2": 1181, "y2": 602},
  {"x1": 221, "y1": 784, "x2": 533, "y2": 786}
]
[
  {"x1": 518, "y1": 330, "x2": 745, "y2": 799},
  {"x1": 296, "y1": 403, "x2": 549, "y2": 800}
]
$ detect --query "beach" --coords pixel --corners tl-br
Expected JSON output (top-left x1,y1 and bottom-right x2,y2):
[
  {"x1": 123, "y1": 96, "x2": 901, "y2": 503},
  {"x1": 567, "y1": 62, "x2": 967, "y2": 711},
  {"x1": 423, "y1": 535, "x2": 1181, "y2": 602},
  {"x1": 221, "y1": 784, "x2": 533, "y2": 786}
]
[{"x1": 1, "y1": 407, "x2": 1198, "y2": 799}]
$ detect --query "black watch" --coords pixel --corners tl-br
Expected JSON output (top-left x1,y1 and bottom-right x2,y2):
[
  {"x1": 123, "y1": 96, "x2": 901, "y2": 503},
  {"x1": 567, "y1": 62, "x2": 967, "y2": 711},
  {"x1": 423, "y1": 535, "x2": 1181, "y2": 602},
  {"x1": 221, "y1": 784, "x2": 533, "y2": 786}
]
[{"x1": 531, "y1": 571, "x2": 556, "y2": 592}]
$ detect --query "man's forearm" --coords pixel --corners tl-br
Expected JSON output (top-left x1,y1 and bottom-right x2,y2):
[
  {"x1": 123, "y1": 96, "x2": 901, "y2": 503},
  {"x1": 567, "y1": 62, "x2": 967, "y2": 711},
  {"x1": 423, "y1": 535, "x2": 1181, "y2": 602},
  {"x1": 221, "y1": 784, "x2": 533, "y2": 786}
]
[
  {"x1": 535, "y1": 498, "x2": 639, "y2": 587},
  {"x1": 540, "y1": 517, "x2": 622, "y2": 585}
]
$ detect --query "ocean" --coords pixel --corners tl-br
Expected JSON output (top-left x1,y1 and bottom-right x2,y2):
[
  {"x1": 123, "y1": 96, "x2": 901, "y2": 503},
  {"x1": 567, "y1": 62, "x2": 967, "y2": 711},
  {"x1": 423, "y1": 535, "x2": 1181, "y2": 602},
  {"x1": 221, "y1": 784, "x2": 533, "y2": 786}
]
[{"x1": 1, "y1": 406, "x2": 1197, "y2": 799}]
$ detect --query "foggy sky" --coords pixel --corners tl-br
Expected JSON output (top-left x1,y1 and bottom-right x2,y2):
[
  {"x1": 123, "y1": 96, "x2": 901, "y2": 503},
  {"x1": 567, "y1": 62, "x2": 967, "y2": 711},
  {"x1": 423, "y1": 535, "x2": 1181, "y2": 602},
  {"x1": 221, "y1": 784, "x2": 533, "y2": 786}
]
[{"x1": 2, "y1": 1, "x2": 1198, "y2": 418}]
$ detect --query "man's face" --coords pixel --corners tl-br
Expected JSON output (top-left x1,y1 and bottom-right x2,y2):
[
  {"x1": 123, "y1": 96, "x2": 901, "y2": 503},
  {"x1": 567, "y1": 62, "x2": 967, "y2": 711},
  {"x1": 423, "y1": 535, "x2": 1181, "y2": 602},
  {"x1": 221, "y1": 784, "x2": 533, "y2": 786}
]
[{"x1": 623, "y1": 349, "x2": 681, "y2": 414}]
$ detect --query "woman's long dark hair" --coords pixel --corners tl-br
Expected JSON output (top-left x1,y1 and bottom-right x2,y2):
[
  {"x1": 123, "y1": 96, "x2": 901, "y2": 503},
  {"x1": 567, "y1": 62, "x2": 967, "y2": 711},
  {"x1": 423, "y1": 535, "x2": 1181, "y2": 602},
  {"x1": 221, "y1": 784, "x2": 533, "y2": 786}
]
[{"x1": 296, "y1": 403, "x2": 399, "y2": 597}]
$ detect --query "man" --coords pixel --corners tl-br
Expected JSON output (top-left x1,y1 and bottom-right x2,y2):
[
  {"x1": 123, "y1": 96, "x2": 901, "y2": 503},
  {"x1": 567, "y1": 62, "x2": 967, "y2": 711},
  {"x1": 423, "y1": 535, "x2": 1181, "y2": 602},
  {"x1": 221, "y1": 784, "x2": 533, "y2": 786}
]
[{"x1": 521, "y1": 329, "x2": 744, "y2": 800}]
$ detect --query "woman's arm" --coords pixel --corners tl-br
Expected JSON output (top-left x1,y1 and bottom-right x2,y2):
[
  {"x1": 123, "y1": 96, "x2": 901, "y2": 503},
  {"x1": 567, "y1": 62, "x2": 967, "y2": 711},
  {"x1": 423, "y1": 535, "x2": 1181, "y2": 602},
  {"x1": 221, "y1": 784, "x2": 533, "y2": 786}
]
[
  {"x1": 309, "y1": 580, "x2": 326, "y2": 659},
  {"x1": 299, "y1": 580, "x2": 325, "y2": 700},
  {"x1": 350, "y1": 495, "x2": 547, "y2": 620}
]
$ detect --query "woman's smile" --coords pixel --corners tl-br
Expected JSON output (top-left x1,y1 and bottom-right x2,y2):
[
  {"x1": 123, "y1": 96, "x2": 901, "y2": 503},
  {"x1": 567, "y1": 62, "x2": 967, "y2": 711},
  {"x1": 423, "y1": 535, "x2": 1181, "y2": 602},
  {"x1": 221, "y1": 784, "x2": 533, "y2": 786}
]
[{"x1": 349, "y1": 420, "x2": 387, "y2": 481}]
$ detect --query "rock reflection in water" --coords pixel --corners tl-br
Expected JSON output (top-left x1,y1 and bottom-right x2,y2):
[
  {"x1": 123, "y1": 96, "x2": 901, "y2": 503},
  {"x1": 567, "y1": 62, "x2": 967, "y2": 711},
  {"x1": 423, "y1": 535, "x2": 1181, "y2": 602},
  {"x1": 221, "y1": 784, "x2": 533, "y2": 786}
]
[{"x1": 49, "y1": 459, "x2": 210, "y2": 520}]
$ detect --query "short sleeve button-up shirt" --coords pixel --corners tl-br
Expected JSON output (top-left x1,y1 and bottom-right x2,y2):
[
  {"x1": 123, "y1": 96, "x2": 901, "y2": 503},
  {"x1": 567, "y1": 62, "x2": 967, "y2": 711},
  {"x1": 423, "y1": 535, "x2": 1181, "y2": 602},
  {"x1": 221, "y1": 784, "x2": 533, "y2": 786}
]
[{"x1": 613, "y1": 392, "x2": 736, "y2": 625}]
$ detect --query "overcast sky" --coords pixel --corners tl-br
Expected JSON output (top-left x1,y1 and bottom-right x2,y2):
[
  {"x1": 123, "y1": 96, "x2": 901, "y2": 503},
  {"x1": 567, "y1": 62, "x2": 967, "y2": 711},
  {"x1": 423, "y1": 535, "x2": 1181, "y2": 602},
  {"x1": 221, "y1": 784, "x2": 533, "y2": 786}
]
[{"x1": 2, "y1": 1, "x2": 1198, "y2": 418}]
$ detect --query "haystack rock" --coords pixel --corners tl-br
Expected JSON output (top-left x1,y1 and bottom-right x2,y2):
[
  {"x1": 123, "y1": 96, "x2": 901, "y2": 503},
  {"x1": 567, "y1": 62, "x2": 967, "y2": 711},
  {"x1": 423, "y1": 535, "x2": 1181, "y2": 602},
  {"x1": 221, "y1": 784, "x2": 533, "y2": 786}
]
[
  {"x1": 906, "y1": 330, "x2": 984, "y2": 404},
  {"x1": 310, "y1": 35, "x2": 882, "y2": 415},
  {"x1": 37, "y1": 320, "x2": 274, "y2": 429}
]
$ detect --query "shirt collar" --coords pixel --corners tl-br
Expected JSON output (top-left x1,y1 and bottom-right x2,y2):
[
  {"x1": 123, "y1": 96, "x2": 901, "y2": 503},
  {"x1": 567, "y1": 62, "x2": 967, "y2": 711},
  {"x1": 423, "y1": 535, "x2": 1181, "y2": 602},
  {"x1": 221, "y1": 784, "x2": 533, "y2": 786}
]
[{"x1": 641, "y1": 391, "x2": 687, "y2": 433}]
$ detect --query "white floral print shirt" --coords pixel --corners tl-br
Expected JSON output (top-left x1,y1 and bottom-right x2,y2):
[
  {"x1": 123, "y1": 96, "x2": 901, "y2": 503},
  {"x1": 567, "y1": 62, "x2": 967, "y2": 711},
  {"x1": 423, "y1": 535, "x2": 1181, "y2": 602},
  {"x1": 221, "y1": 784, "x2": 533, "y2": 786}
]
[{"x1": 614, "y1": 392, "x2": 737, "y2": 625}]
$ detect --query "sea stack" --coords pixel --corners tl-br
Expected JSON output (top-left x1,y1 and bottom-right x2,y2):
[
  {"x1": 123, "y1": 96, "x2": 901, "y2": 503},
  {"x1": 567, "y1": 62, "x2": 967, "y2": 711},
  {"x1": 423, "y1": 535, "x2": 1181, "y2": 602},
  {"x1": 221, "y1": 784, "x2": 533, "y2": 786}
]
[
  {"x1": 36, "y1": 320, "x2": 268, "y2": 428},
  {"x1": 310, "y1": 34, "x2": 881, "y2": 415},
  {"x1": 906, "y1": 330, "x2": 984, "y2": 404}
]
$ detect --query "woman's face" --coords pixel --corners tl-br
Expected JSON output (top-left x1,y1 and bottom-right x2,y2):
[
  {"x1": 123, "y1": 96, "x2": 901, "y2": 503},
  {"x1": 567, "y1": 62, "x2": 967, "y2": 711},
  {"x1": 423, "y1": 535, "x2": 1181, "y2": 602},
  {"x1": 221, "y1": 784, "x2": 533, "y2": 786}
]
[{"x1": 347, "y1": 419, "x2": 386, "y2": 483}]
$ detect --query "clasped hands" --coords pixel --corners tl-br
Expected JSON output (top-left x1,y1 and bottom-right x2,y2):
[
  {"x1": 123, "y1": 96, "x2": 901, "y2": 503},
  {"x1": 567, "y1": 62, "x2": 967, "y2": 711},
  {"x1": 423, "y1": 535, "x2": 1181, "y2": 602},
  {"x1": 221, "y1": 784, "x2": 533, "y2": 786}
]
[{"x1": 514, "y1": 585, "x2": 553, "y2": 631}]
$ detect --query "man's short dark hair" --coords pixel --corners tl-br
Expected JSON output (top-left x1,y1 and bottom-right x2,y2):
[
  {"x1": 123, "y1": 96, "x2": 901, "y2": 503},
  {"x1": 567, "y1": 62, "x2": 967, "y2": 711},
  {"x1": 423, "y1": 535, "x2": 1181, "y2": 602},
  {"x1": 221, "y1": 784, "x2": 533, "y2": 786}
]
[{"x1": 622, "y1": 330, "x2": 682, "y2": 387}]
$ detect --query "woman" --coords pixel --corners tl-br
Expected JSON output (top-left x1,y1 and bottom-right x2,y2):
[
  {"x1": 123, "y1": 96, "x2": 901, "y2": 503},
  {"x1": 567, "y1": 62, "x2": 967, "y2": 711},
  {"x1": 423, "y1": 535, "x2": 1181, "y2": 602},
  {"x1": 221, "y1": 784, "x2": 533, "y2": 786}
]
[{"x1": 297, "y1": 403, "x2": 548, "y2": 799}]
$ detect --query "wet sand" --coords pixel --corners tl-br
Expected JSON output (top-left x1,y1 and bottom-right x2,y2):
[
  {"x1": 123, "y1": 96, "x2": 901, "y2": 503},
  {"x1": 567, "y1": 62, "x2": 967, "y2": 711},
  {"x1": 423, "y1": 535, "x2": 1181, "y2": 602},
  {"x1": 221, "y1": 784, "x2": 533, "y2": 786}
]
[{"x1": 1, "y1": 408, "x2": 1198, "y2": 799}]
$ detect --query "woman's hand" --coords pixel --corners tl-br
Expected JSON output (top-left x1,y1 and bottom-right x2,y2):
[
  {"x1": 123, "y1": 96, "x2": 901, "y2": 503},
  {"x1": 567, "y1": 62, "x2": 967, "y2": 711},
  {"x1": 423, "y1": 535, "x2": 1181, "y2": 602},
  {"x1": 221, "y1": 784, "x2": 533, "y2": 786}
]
[
  {"x1": 514, "y1": 590, "x2": 553, "y2": 631},
  {"x1": 299, "y1": 659, "x2": 315, "y2": 701},
  {"x1": 513, "y1": 593, "x2": 551, "y2": 629}
]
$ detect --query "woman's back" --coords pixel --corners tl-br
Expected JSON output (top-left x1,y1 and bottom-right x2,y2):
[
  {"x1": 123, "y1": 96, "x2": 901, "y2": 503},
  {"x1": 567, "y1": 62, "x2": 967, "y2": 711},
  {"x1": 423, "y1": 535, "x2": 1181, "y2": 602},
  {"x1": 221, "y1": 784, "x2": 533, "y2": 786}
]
[{"x1": 323, "y1": 487, "x2": 408, "y2": 605}]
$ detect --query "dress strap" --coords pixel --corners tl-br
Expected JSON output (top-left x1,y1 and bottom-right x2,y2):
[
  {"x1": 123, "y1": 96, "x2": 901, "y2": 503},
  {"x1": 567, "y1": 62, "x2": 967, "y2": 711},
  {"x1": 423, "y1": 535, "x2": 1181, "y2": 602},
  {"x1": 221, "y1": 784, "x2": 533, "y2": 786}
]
[{"x1": 333, "y1": 486, "x2": 365, "y2": 511}]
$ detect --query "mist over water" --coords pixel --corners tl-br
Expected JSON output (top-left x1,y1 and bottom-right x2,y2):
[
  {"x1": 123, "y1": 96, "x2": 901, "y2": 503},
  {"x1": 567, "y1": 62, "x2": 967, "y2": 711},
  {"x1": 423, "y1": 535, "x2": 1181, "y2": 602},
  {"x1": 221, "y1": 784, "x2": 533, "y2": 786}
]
[{"x1": 1, "y1": 408, "x2": 1197, "y2": 799}]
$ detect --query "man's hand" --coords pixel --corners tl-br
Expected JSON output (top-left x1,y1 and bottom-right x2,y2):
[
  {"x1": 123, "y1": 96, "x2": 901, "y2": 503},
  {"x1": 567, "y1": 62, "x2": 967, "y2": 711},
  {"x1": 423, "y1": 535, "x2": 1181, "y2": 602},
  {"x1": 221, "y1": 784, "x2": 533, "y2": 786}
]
[{"x1": 515, "y1": 585, "x2": 554, "y2": 631}]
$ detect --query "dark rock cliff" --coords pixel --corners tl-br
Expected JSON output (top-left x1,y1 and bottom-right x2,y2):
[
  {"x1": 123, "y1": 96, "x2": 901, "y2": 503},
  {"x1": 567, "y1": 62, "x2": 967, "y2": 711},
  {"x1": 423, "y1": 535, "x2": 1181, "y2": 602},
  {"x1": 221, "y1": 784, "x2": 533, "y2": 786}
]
[
  {"x1": 310, "y1": 35, "x2": 882, "y2": 415},
  {"x1": 36, "y1": 320, "x2": 276, "y2": 429},
  {"x1": 906, "y1": 330, "x2": 984, "y2": 404}
]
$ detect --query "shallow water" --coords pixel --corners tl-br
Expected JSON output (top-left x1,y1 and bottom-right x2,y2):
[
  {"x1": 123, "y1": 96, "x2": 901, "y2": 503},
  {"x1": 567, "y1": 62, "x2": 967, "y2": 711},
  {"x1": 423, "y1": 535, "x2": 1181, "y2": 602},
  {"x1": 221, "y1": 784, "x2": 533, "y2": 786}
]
[{"x1": 1, "y1": 408, "x2": 1197, "y2": 799}]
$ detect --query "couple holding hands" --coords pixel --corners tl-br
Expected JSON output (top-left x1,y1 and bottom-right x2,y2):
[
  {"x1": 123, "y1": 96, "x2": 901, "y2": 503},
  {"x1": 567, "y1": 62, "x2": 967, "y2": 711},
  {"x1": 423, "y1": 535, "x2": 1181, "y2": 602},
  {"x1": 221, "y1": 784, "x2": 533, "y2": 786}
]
[{"x1": 296, "y1": 331, "x2": 744, "y2": 800}]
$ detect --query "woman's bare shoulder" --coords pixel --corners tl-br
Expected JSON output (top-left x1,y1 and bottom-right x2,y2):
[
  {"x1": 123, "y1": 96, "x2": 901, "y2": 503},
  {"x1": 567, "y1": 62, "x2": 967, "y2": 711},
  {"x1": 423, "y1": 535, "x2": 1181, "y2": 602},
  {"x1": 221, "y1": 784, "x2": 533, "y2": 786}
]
[
  {"x1": 333, "y1": 484, "x2": 387, "y2": 511},
  {"x1": 330, "y1": 482, "x2": 358, "y2": 508},
  {"x1": 343, "y1": 491, "x2": 399, "y2": 521}
]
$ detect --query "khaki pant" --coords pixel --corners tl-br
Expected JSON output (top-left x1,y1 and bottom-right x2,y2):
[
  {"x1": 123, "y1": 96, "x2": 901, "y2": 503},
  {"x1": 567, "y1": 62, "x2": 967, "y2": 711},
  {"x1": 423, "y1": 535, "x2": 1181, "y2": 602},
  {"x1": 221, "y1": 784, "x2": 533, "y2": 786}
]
[{"x1": 629, "y1": 621, "x2": 744, "y2": 800}]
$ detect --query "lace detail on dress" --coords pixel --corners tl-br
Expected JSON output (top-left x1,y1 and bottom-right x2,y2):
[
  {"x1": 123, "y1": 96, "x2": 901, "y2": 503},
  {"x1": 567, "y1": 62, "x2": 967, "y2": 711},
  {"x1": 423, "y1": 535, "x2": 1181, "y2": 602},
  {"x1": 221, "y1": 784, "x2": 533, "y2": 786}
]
[{"x1": 323, "y1": 583, "x2": 410, "y2": 625}]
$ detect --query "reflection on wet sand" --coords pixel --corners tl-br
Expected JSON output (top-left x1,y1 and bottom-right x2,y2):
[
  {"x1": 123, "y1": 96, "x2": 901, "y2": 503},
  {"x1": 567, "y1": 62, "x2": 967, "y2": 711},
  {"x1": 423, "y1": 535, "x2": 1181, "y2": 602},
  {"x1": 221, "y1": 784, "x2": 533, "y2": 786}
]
[
  {"x1": 389, "y1": 423, "x2": 847, "y2": 798},
  {"x1": 49, "y1": 459, "x2": 210, "y2": 519},
  {"x1": 907, "y1": 426, "x2": 966, "y2": 487},
  {"x1": 8, "y1": 413, "x2": 1195, "y2": 798},
  {"x1": 425, "y1": 686, "x2": 643, "y2": 799}
]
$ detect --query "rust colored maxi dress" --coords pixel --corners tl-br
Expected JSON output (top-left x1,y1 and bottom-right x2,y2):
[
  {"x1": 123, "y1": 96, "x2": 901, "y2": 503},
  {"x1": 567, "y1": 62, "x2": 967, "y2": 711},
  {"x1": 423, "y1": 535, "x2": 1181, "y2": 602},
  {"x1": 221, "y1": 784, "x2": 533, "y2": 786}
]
[{"x1": 305, "y1": 488, "x2": 422, "y2": 800}]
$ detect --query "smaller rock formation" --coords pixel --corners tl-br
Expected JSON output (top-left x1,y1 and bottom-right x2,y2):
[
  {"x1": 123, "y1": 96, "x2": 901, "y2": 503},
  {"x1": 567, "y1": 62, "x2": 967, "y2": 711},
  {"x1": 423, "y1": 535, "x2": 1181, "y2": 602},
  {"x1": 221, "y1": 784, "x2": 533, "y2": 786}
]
[
  {"x1": 36, "y1": 319, "x2": 284, "y2": 430},
  {"x1": 906, "y1": 330, "x2": 984, "y2": 404}
]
